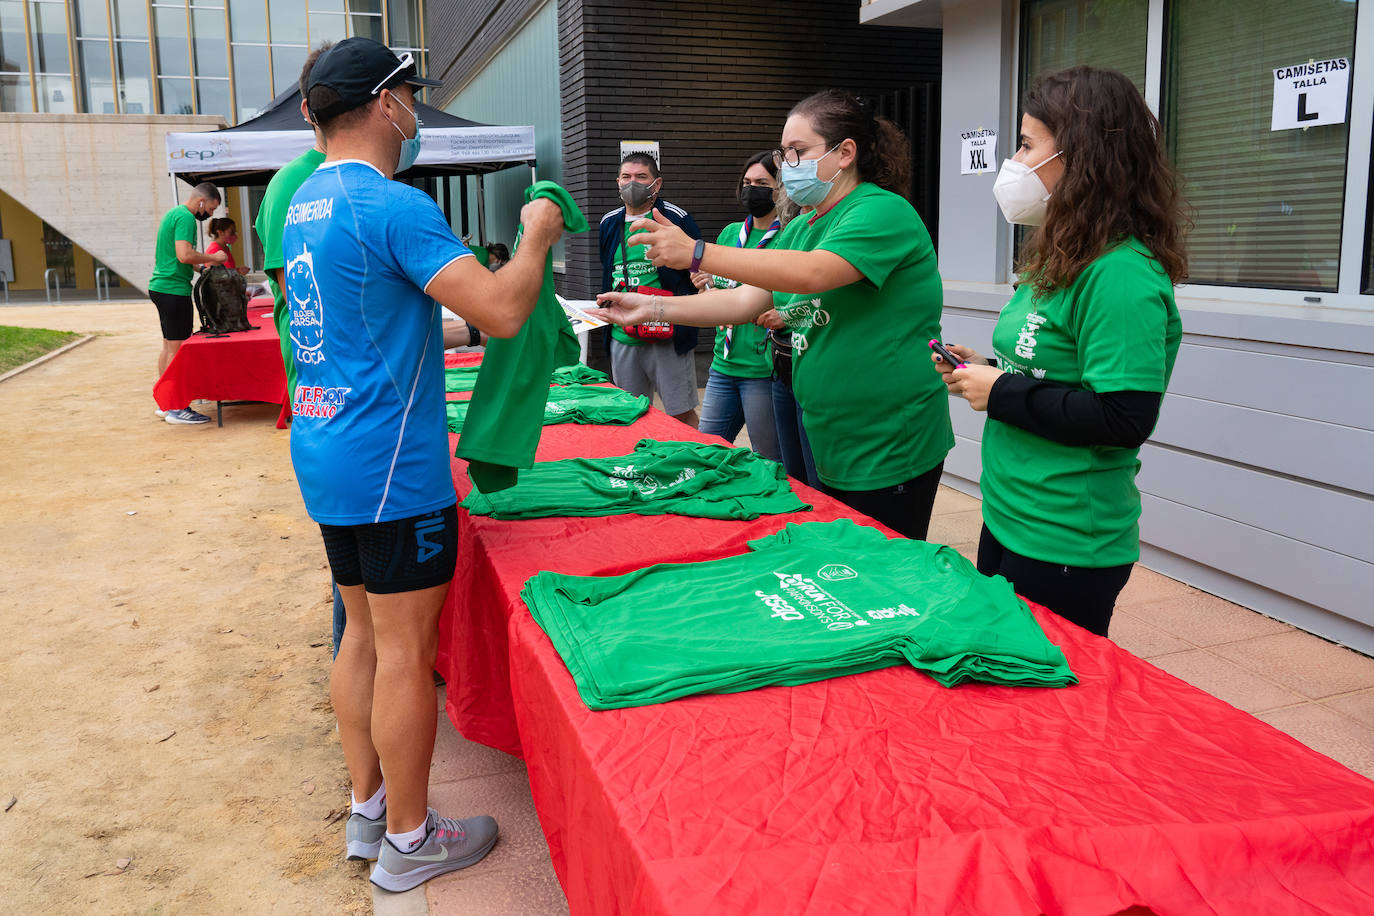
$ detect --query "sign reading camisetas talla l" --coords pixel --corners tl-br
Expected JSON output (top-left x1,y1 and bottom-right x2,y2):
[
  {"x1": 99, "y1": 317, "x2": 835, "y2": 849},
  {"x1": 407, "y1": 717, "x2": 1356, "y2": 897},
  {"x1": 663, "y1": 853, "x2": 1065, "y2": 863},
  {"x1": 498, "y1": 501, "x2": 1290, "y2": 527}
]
[{"x1": 1271, "y1": 58, "x2": 1350, "y2": 131}]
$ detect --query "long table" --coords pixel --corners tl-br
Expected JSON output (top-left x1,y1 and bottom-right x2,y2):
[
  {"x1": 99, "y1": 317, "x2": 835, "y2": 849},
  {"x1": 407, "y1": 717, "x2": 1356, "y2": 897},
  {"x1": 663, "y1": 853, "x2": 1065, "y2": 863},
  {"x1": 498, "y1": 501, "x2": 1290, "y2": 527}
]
[
  {"x1": 152, "y1": 298, "x2": 290, "y2": 427},
  {"x1": 436, "y1": 353, "x2": 1374, "y2": 915}
]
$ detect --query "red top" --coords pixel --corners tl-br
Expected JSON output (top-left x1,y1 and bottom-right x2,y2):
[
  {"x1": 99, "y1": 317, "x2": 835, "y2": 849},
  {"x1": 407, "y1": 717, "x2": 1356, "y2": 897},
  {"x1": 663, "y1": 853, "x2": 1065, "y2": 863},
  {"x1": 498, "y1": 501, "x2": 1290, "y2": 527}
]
[{"x1": 206, "y1": 241, "x2": 236, "y2": 270}]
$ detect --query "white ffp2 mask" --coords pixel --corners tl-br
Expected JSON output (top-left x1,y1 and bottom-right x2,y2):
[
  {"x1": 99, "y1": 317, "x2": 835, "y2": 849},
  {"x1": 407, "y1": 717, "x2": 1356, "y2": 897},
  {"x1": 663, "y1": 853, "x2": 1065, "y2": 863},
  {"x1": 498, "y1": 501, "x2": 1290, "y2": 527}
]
[{"x1": 992, "y1": 151, "x2": 1062, "y2": 226}]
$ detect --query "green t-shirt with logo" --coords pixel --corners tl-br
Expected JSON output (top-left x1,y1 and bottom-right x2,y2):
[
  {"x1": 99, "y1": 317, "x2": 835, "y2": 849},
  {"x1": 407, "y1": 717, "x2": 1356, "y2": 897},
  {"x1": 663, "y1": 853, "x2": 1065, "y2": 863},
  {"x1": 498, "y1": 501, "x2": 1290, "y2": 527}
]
[
  {"x1": 445, "y1": 362, "x2": 607, "y2": 394},
  {"x1": 771, "y1": 183, "x2": 953, "y2": 490},
  {"x1": 255, "y1": 147, "x2": 326, "y2": 401},
  {"x1": 447, "y1": 383, "x2": 647, "y2": 433},
  {"x1": 147, "y1": 205, "x2": 199, "y2": 296},
  {"x1": 982, "y1": 239, "x2": 1182, "y2": 568},
  {"x1": 709, "y1": 221, "x2": 774, "y2": 379},
  {"x1": 609, "y1": 218, "x2": 661, "y2": 346},
  {"x1": 521, "y1": 518, "x2": 1076, "y2": 710},
  {"x1": 462, "y1": 438, "x2": 808, "y2": 520}
]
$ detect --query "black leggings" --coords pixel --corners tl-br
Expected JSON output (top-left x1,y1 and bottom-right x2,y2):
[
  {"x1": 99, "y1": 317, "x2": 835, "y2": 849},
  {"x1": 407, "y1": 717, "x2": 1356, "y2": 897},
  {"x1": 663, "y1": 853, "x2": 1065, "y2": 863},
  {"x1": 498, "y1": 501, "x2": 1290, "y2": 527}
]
[
  {"x1": 976, "y1": 525, "x2": 1131, "y2": 637},
  {"x1": 820, "y1": 462, "x2": 944, "y2": 541}
]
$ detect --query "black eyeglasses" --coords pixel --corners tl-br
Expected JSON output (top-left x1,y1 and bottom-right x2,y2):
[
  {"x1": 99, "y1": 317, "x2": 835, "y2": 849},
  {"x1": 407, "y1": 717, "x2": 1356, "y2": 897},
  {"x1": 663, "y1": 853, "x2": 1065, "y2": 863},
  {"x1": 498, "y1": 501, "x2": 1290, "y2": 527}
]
[{"x1": 771, "y1": 145, "x2": 816, "y2": 168}]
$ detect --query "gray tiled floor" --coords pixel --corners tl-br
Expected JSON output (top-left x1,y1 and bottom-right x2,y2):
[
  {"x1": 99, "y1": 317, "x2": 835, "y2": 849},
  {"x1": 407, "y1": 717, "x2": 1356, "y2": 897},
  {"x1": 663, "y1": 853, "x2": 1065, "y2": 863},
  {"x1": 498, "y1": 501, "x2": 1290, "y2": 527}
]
[{"x1": 411, "y1": 484, "x2": 1374, "y2": 915}]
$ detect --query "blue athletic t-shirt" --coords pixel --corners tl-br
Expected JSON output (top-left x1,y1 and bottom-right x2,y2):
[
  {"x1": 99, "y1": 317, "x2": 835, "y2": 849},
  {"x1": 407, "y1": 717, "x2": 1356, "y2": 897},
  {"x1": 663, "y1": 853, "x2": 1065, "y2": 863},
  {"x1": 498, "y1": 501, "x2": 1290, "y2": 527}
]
[{"x1": 283, "y1": 159, "x2": 472, "y2": 525}]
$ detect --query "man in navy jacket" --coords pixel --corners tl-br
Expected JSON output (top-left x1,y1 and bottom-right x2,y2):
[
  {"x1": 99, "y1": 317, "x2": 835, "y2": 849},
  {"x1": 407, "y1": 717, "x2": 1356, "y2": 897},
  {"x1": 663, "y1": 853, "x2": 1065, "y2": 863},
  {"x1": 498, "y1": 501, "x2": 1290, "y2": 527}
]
[{"x1": 598, "y1": 153, "x2": 702, "y2": 427}]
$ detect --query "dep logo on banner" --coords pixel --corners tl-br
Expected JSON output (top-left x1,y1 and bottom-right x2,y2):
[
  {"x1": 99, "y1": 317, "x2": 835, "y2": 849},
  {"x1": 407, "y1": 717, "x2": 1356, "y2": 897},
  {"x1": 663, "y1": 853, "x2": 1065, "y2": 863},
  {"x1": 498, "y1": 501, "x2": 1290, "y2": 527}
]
[{"x1": 1271, "y1": 58, "x2": 1350, "y2": 131}]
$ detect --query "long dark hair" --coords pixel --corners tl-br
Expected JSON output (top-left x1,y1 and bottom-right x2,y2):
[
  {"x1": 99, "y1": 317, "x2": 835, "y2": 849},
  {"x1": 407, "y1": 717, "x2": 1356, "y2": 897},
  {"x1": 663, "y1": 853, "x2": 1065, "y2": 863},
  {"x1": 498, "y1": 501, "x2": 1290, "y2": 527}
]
[
  {"x1": 1018, "y1": 66, "x2": 1190, "y2": 294},
  {"x1": 788, "y1": 89, "x2": 911, "y2": 200},
  {"x1": 735, "y1": 150, "x2": 796, "y2": 224}
]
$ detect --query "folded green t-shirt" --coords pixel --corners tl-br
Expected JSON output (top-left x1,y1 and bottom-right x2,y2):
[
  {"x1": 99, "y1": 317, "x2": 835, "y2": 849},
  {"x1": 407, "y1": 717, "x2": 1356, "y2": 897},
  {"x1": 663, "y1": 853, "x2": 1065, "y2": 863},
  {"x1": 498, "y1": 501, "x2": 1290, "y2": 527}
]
[
  {"x1": 463, "y1": 438, "x2": 809, "y2": 521},
  {"x1": 448, "y1": 383, "x2": 647, "y2": 434},
  {"x1": 522, "y1": 519, "x2": 1077, "y2": 709},
  {"x1": 445, "y1": 362, "x2": 608, "y2": 394}
]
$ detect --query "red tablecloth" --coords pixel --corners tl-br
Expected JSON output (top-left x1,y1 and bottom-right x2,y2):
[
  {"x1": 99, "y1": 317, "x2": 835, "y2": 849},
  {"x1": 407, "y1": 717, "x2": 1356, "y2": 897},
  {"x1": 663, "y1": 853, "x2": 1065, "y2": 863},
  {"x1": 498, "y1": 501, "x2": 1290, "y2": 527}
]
[
  {"x1": 153, "y1": 297, "x2": 290, "y2": 428},
  {"x1": 437, "y1": 353, "x2": 1374, "y2": 916}
]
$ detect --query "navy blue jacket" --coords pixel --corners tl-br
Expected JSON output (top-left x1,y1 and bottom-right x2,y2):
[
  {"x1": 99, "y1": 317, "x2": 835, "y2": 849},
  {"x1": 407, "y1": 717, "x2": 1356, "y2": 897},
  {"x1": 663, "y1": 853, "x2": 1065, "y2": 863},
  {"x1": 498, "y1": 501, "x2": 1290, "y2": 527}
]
[{"x1": 598, "y1": 199, "x2": 701, "y2": 355}]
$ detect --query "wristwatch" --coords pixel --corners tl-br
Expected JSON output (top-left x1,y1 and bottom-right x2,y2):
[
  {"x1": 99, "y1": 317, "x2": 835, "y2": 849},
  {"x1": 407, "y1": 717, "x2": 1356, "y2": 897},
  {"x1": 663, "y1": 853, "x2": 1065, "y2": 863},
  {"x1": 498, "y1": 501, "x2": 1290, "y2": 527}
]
[{"x1": 689, "y1": 239, "x2": 706, "y2": 272}]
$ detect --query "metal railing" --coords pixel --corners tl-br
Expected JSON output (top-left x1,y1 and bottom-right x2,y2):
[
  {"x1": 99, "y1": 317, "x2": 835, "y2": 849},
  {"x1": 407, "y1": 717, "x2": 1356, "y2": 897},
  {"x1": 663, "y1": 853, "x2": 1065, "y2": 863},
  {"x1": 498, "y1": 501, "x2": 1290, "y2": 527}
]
[
  {"x1": 43, "y1": 268, "x2": 61, "y2": 304},
  {"x1": 95, "y1": 267, "x2": 110, "y2": 301},
  {"x1": 1, "y1": 276, "x2": 8, "y2": 304}
]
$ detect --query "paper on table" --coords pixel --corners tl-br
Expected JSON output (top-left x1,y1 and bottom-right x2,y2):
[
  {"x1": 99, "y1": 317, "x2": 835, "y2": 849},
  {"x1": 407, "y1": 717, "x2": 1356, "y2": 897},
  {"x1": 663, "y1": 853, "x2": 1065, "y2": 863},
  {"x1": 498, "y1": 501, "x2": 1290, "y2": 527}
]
[{"x1": 558, "y1": 295, "x2": 608, "y2": 334}]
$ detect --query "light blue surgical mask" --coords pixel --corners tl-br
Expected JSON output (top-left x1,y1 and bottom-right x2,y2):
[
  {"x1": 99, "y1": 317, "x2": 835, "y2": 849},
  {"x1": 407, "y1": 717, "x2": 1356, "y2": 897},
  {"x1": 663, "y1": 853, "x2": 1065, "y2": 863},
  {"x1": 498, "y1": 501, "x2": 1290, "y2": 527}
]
[
  {"x1": 388, "y1": 96, "x2": 422, "y2": 173},
  {"x1": 778, "y1": 142, "x2": 841, "y2": 207}
]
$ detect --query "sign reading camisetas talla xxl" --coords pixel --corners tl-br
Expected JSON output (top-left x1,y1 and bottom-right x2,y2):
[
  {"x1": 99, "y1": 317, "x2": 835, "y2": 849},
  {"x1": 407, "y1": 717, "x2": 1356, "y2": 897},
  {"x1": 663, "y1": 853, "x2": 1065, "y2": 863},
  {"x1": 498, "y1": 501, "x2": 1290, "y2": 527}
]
[{"x1": 1271, "y1": 58, "x2": 1350, "y2": 131}]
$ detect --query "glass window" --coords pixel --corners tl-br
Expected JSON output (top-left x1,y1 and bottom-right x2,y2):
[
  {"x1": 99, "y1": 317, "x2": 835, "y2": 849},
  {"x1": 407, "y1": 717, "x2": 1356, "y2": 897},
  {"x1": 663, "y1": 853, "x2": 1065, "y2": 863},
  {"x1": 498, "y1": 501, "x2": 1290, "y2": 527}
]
[
  {"x1": 349, "y1": 13, "x2": 382, "y2": 42},
  {"x1": 268, "y1": 0, "x2": 306, "y2": 43},
  {"x1": 270, "y1": 43, "x2": 305, "y2": 95},
  {"x1": 115, "y1": 39, "x2": 151, "y2": 112},
  {"x1": 229, "y1": 0, "x2": 265, "y2": 42},
  {"x1": 387, "y1": 0, "x2": 421, "y2": 49},
  {"x1": 351, "y1": 0, "x2": 382, "y2": 13},
  {"x1": 308, "y1": 0, "x2": 345, "y2": 12},
  {"x1": 154, "y1": 6, "x2": 191, "y2": 77},
  {"x1": 112, "y1": 0, "x2": 148, "y2": 39},
  {"x1": 1021, "y1": 0, "x2": 1149, "y2": 91},
  {"x1": 43, "y1": 222, "x2": 75, "y2": 288},
  {"x1": 1, "y1": 72, "x2": 33, "y2": 111},
  {"x1": 1, "y1": 0, "x2": 29, "y2": 73},
  {"x1": 159, "y1": 74, "x2": 193, "y2": 113},
  {"x1": 309, "y1": 10, "x2": 346, "y2": 44},
  {"x1": 196, "y1": 75, "x2": 229, "y2": 120},
  {"x1": 74, "y1": 0, "x2": 110, "y2": 39},
  {"x1": 231, "y1": 42, "x2": 269, "y2": 119},
  {"x1": 28, "y1": 1, "x2": 71, "y2": 74},
  {"x1": 1165, "y1": 0, "x2": 1356, "y2": 291},
  {"x1": 79, "y1": 38, "x2": 116, "y2": 112},
  {"x1": 1365, "y1": 143, "x2": 1374, "y2": 294},
  {"x1": 35, "y1": 74, "x2": 74, "y2": 112},
  {"x1": 191, "y1": 7, "x2": 227, "y2": 77}
]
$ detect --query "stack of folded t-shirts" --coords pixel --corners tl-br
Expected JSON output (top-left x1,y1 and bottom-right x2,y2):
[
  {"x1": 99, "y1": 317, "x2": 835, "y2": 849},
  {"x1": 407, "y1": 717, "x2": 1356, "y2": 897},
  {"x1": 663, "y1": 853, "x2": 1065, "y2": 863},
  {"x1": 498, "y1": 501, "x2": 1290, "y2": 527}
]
[{"x1": 447, "y1": 383, "x2": 647, "y2": 433}]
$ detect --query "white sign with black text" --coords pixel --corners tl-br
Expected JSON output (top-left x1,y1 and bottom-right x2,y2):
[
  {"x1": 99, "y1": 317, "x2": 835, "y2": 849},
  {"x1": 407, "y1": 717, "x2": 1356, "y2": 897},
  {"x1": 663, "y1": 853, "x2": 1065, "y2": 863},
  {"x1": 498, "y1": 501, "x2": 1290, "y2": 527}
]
[
  {"x1": 960, "y1": 129, "x2": 997, "y2": 175},
  {"x1": 1271, "y1": 58, "x2": 1350, "y2": 131}
]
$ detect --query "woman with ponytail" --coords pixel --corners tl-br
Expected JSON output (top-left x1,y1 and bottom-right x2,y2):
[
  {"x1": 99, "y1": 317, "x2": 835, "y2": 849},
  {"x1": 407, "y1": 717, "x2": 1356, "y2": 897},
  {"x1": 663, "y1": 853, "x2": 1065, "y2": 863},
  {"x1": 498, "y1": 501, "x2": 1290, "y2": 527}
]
[{"x1": 594, "y1": 90, "x2": 953, "y2": 541}]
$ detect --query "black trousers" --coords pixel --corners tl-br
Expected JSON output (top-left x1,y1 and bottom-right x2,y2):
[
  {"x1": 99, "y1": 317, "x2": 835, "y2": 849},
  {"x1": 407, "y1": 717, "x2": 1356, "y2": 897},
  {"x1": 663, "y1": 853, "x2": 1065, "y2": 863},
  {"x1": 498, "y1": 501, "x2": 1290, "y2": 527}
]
[
  {"x1": 976, "y1": 524, "x2": 1131, "y2": 637},
  {"x1": 820, "y1": 462, "x2": 944, "y2": 542}
]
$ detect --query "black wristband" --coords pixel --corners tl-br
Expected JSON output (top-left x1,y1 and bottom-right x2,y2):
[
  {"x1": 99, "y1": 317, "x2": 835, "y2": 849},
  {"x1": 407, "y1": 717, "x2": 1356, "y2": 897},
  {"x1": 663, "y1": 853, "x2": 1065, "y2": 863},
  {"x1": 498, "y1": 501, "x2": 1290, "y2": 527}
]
[{"x1": 465, "y1": 321, "x2": 480, "y2": 347}]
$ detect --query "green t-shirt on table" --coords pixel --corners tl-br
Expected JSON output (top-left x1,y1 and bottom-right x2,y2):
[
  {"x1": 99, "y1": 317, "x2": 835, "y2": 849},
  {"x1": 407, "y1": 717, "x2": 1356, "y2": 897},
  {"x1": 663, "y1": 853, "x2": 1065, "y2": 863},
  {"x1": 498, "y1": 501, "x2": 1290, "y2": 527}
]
[
  {"x1": 462, "y1": 438, "x2": 809, "y2": 521},
  {"x1": 254, "y1": 147, "x2": 326, "y2": 402},
  {"x1": 709, "y1": 221, "x2": 773, "y2": 379},
  {"x1": 981, "y1": 239, "x2": 1181, "y2": 568},
  {"x1": 147, "y1": 206, "x2": 198, "y2": 296},
  {"x1": 521, "y1": 518, "x2": 1076, "y2": 710},
  {"x1": 608, "y1": 219, "x2": 661, "y2": 347},
  {"x1": 447, "y1": 383, "x2": 647, "y2": 433},
  {"x1": 445, "y1": 362, "x2": 607, "y2": 394},
  {"x1": 770, "y1": 183, "x2": 953, "y2": 490}
]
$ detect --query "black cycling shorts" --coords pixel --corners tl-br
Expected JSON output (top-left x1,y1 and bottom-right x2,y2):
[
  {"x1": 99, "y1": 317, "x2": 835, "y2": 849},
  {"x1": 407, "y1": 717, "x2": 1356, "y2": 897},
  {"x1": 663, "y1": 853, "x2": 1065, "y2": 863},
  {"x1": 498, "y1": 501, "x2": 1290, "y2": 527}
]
[
  {"x1": 319, "y1": 505, "x2": 459, "y2": 595},
  {"x1": 151, "y1": 291, "x2": 194, "y2": 341}
]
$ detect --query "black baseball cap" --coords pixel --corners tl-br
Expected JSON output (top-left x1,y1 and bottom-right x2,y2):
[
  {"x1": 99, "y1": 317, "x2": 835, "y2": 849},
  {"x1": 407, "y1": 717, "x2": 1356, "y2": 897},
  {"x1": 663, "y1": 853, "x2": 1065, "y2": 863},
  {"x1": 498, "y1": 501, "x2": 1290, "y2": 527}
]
[{"x1": 305, "y1": 37, "x2": 441, "y2": 120}]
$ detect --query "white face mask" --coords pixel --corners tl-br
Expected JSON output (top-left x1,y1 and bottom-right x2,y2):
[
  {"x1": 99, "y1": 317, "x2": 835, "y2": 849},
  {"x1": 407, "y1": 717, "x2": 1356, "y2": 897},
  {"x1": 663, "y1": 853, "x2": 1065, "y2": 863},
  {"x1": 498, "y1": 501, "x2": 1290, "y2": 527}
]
[{"x1": 992, "y1": 151, "x2": 1062, "y2": 226}]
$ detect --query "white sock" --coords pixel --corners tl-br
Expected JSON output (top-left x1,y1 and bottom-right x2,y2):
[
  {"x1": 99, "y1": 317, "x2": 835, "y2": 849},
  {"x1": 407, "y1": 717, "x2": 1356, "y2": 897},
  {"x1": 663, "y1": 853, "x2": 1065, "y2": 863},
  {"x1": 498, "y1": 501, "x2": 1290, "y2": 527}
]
[
  {"x1": 350, "y1": 782, "x2": 386, "y2": 820},
  {"x1": 386, "y1": 818, "x2": 429, "y2": 854}
]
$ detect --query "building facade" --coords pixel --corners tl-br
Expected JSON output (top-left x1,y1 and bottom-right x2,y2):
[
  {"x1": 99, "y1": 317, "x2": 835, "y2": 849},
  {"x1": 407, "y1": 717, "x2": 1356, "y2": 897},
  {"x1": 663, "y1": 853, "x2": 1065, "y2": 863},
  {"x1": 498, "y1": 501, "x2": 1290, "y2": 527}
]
[
  {"x1": 0, "y1": 0, "x2": 426, "y2": 294},
  {"x1": 863, "y1": 0, "x2": 1374, "y2": 653}
]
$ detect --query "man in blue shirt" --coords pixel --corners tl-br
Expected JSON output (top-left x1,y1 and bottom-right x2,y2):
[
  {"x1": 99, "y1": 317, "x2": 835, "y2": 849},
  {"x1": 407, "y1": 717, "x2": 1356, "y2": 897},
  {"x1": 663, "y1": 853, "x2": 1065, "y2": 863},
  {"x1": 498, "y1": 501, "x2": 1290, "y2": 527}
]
[{"x1": 284, "y1": 37, "x2": 563, "y2": 892}]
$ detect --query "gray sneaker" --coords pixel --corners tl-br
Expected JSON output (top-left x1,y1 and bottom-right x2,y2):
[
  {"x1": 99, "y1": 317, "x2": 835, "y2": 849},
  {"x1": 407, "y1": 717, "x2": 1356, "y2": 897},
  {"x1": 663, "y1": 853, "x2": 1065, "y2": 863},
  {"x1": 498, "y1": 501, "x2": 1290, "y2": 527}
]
[
  {"x1": 164, "y1": 407, "x2": 210, "y2": 425},
  {"x1": 370, "y1": 809, "x2": 499, "y2": 893},
  {"x1": 345, "y1": 809, "x2": 387, "y2": 861}
]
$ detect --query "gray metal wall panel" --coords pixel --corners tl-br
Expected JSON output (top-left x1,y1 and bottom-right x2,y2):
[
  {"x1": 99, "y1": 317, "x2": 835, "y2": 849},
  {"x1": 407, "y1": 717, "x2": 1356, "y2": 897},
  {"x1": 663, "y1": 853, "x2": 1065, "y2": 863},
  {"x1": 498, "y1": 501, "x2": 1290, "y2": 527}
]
[{"x1": 1137, "y1": 445, "x2": 1374, "y2": 564}]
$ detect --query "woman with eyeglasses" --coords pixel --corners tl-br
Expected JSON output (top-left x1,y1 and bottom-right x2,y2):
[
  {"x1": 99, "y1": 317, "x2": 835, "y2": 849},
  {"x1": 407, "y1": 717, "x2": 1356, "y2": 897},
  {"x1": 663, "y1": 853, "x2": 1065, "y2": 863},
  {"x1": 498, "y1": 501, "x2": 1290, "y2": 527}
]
[
  {"x1": 594, "y1": 89, "x2": 953, "y2": 540},
  {"x1": 933, "y1": 67, "x2": 1186, "y2": 636},
  {"x1": 689, "y1": 151, "x2": 788, "y2": 463}
]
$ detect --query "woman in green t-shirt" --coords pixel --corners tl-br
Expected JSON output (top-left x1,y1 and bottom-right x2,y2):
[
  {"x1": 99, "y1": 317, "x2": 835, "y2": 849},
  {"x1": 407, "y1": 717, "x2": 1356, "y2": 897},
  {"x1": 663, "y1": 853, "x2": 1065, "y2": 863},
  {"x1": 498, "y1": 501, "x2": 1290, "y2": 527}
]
[
  {"x1": 934, "y1": 67, "x2": 1188, "y2": 637},
  {"x1": 593, "y1": 90, "x2": 954, "y2": 541},
  {"x1": 691, "y1": 151, "x2": 787, "y2": 462}
]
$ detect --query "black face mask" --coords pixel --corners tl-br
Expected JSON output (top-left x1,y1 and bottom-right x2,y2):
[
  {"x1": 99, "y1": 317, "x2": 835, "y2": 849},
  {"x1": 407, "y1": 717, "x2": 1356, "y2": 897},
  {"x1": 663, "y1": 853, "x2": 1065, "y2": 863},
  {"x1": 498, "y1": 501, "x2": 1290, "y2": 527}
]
[
  {"x1": 740, "y1": 185, "x2": 776, "y2": 219},
  {"x1": 194, "y1": 209, "x2": 211, "y2": 222}
]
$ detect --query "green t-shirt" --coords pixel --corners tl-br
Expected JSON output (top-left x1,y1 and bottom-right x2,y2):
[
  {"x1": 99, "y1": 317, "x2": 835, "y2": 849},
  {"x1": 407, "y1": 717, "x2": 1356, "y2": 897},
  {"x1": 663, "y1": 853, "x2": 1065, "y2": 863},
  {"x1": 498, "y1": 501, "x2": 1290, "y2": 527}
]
[
  {"x1": 609, "y1": 218, "x2": 661, "y2": 346},
  {"x1": 462, "y1": 438, "x2": 809, "y2": 521},
  {"x1": 445, "y1": 362, "x2": 607, "y2": 394},
  {"x1": 147, "y1": 206, "x2": 199, "y2": 296},
  {"x1": 255, "y1": 147, "x2": 326, "y2": 402},
  {"x1": 770, "y1": 183, "x2": 953, "y2": 490},
  {"x1": 521, "y1": 518, "x2": 1076, "y2": 710},
  {"x1": 447, "y1": 383, "x2": 647, "y2": 433},
  {"x1": 981, "y1": 239, "x2": 1182, "y2": 568},
  {"x1": 709, "y1": 221, "x2": 773, "y2": 379}
]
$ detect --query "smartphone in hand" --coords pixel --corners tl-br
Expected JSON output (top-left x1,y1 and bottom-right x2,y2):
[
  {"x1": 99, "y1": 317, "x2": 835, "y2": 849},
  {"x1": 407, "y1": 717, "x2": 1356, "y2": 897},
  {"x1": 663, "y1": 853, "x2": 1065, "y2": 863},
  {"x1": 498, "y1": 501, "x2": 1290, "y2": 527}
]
[{"x1": 928, "y1": 339, "x2": 965, "y2": 368}]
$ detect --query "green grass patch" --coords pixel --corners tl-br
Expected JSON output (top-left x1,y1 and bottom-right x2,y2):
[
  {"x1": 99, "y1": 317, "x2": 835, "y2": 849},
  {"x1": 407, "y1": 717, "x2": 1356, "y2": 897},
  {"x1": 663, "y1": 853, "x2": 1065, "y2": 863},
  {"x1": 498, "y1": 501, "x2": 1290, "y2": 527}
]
[{"x1": 0, "y1": 325, "x2": 82, "y2": 374}]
